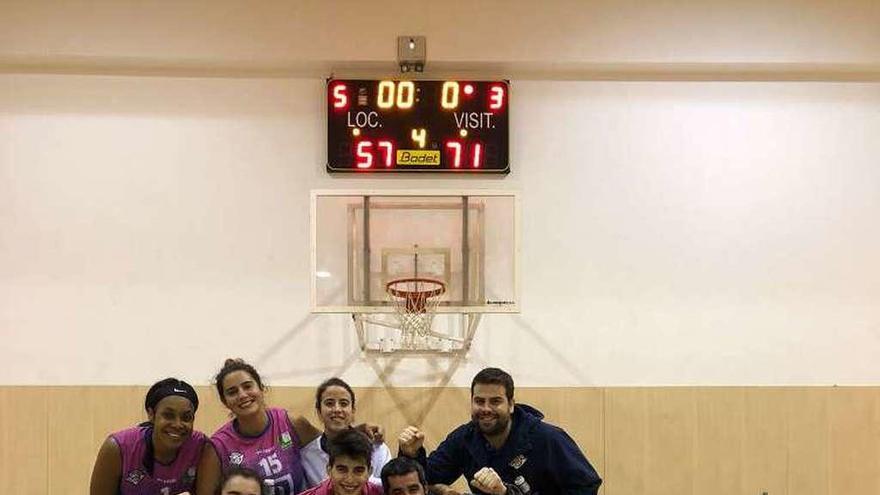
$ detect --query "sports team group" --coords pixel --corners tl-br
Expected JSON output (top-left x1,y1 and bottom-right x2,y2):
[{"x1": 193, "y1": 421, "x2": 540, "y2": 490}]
[{"x1": 90, "y1": 360, "x2": 603, "y2": 495}]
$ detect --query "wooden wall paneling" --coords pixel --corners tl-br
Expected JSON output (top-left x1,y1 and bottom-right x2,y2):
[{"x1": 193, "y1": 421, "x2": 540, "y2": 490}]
[
  {"x1": 50, "y1": 386, "x2": 149, "y2": 494},
  {"x1": 269, "y1": 387, "x2": 314, "y2": 421},
  {"x1": 193, "y1": 385, "x2": 235, "y2": 434},
  {"x1": 0, "y1": 386, "x2": 48, "y2": 494},
  {"x1": 361, "y1": 385, "x2": 472, "y2": 452},
  {"x1": 644, "y1": 388, "x2": 697, "y2": 495},
  {"x1": 263, "y1": 386, "x2": 315, "y2": 437},
  {"x1": 87, "y1": 386, "x2": 150, "y2": 443},
  {"x1": 786, "y1": 388, "x2": 830, "y2": 495},
  {"x1": 5, "y1": 385, "x2": 880, "y2": 495},
  {"x1": 742, "y1": 387, "x2": 788, "y2": 495},
  {"x1": 604, "y1": 388, "x2": 648, "y2": 495},
  {"x1": 517, "y1": 388, "x2": 605, "y2": 487},
  {"x1": 692, "y1": 388, "x2": 745, "y2": 495},
  {"x1": 47, "y1": 386, "x2": 96, "y2": 494},
  {"x1": 563, "y1": 387, "x2": 605, "y2": 484},
  {"x1": 353, "y1": 385, "x2": 471, "y2": 492},
  {"x1": 358, "y1": 386, "x2": 423, "y2": 444},
  {"x1": 828, "y1": 387, "x2": 880, "y2": 495}
]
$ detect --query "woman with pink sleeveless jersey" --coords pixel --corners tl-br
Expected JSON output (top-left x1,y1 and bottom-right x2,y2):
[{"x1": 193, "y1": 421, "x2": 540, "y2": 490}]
[
  {"x1": 89, "y1": 377, "x2": 207, "y2": 495},
  {"x1": 194, "y1": 359, "x2": 322, "y2": 495}
]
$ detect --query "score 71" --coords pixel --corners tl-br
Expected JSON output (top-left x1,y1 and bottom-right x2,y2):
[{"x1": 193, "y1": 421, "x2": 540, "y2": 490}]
[{"x1": 445, "y1": 141, "x2": 483, "y2": 168}]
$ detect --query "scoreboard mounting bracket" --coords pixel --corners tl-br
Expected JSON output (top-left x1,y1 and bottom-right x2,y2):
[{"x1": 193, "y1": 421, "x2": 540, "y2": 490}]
[{"x1": 397, "y1": 36, "x2": 426, "y2": 73}]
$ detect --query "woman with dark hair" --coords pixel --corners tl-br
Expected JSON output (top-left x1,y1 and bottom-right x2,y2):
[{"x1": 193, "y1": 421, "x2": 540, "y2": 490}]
[
  {"x1": 89, "y1": 377, "x2": 206, "y2": 495},
  {"x1": 195, "y1": 358, "x2": 318, "y2": 495},
  {"x1": 301, "y1": 377, "x2": 391, "y2": 487}
]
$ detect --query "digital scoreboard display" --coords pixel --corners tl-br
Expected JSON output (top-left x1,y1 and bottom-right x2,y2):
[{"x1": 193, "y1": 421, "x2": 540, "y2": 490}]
[{"x1": 327, "y1": 79, "x2": 509, "y2": 173}]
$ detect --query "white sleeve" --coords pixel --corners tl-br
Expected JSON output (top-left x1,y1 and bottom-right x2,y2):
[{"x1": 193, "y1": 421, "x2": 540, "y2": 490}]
[
  {"x1": 300, "y1": 436, "x2": 330, "y2": 488},
  {"x1": 369, "y1": 442, "x2": 393, "y2": 485}
]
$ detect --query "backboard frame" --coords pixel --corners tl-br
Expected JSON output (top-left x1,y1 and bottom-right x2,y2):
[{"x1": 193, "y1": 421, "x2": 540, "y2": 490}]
[{"x1": 310, "y1": 189, "x2": 520, "y2": 314}]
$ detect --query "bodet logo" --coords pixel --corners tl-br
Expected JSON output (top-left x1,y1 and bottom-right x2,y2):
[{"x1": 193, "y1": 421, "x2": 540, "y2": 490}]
[{"x1": 396, "y1": 150, "x2": 440, "y2": 166}]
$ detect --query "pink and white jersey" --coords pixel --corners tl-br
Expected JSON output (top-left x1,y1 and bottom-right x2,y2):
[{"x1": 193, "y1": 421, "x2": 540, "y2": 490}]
[
  {"x1": 211, "y1": 407, "x2": 305, "y2": 495},
  {"x1": 111, "y1": 425, "x2": 207, "y2": 495}
]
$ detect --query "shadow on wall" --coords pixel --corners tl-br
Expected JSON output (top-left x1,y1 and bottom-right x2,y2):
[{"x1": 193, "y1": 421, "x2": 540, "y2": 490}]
[
  {"x1": 511, "y1": 315, "x2": 590, "y2": 384},
  {"x1": 248, "y1": 304, "x2": 591, "y2": 426},
  {"x1": 249, "y1": 308, "x2": 471, "y2": 426}
]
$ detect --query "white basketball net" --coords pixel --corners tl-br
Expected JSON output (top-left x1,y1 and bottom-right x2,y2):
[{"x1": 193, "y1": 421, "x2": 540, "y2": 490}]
[{"x1": 386, "y1": 278, "x2": 446, "y2": 349}]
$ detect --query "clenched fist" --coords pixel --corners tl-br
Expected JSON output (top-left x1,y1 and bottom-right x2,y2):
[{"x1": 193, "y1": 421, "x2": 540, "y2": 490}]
[
  {"x1": 398, "y1": 425, "x2": 426, "y2": 457},
  {"x1": 470, "y1": 467, "x2": 507, "y2": 495}
]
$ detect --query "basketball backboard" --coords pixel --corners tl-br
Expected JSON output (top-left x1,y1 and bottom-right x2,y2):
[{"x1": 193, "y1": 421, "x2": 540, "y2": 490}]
[{"x1": 311, "y1": 190, "x2": 519, "y2": 314}]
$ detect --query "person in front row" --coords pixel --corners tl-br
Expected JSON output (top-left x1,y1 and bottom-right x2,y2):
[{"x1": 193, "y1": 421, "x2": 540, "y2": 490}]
[
  {"x1": 298, "y1": 429, "x2": 384, "y2": 495},
  {"x1": 89, "y1": 377, "x2": 206, "y2": 495},
  {"x1": 301, "y1": 378, "x2": 392, "y2": 487},
  {"x1": 398, "y1": 367, "x2": 602, "y2": 495},
  {"x1": 196, "y1": 358, "x2": 322, "y2": 495},
  {"x1": 380, "y1": 457, "x2": 428, "y2": 495},
  {"x1": 218, "y1": 466, "x2": 264, "y2": 495}
]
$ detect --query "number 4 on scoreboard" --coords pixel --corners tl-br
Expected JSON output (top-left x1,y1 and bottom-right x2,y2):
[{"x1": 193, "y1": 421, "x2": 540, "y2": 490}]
[{"x1": 411, "y1": 128, "x2": 427, "y2": 148}]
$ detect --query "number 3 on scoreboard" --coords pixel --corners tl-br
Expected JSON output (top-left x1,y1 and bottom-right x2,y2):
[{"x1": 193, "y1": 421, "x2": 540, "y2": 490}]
[{"x1": 489, "y1": 85, "x2": 505, "y2": 110}]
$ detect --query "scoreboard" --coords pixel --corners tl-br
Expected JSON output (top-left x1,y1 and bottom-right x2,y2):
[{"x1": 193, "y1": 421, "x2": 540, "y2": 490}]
[{"x1": 327, "y1": 80, "x2": 509, "y2": 173}]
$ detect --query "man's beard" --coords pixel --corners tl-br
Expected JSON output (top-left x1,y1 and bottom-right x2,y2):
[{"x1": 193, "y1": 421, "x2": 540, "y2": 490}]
[{"x1": 472, "y1": 413, "x2": 510, "y2": 436}]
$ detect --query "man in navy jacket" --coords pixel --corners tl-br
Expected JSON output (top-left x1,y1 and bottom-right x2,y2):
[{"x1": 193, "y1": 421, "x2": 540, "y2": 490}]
[{"x1": 398, "y1": 368, "x2": 601, "y2": 495}]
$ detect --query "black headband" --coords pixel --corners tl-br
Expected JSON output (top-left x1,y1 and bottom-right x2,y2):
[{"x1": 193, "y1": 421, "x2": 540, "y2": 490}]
[{"x1": 144, "y1": 379, "x2": 199, "y2": 413}]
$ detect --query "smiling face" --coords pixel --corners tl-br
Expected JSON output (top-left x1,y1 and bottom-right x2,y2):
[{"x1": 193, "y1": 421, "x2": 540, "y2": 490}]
[
  {"x1": 328, "y1": 454, "x2": 370, "y2": 495},
  {"x1": 470, "y1": 383, "x2": 514, "y2": 437},
  {"x1": 148, "y1": 395, "x2": 195, "y2": 450},
  {"x1": 319, "y1": 385, "x2": 355, "y2": 435},
  {"x1": 221, "y1": 370, "x2": 266, "y2": 418}
]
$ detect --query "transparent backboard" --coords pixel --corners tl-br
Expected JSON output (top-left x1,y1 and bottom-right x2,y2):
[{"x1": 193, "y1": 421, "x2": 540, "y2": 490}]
[{"x1": 311, "y1": 190, "x2": 519, "y2": 313}]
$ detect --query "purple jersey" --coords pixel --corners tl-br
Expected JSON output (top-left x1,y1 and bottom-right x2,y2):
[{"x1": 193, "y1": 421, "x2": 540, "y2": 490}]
[
  {"x1": 211, "y1": 407, "x2": 305, "y2": 495},
  {"x1": 111, "y1": 425, "x2": 206, "y2": 495}
]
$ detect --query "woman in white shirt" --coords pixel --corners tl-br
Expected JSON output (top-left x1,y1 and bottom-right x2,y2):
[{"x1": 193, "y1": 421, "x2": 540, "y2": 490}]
[{"x1": 300, "y1": 377, "x2": 391, "y2": 487}]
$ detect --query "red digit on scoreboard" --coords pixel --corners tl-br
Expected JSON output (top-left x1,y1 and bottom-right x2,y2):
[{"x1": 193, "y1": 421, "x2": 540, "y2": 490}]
[
  {"x1": 332, "y1": 84, "x2": 348, "y2": 110},
  {"x1": 378, "y1": 140, "x2": 394, "y2": 168},
  {"x1": 488, "y1": 85, "x2": 505, "y2": 111},
  {"x1": 356, "y1": 141, "x2": 373, "y2": 168},
  {"x1": 445, "y1": 141, "x2": 462, "y2": 168},
  {"x1": 472, "y1": 143, "x2": 482, "y2": 168}
]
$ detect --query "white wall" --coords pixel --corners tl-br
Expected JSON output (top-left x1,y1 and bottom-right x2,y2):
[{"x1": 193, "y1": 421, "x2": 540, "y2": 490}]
[
  {"x1": 2, "y1": 1, "x2": 879, "y2": 387},
  {"x1": 3, "y1": 74, "x2": 878, "y2": 386}
]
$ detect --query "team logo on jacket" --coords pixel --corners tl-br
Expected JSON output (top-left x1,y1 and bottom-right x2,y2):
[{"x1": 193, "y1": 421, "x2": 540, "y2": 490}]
[
  {"x1": 510, "y1": 454, "x2": 527, "y2": 469},
  {"x1": 124, "y1": 469, "x2": 146, "y2": 485},
  {"x1": 229, "y1": 452, "x2": 245, "y2": 465},
  {"x1": 280, "y1": 431, "x2": 293, "y2": 450}
]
